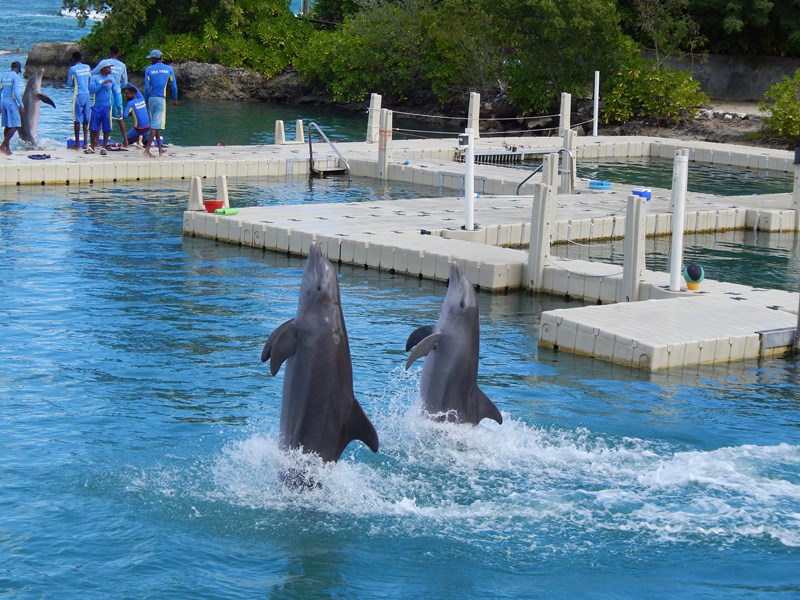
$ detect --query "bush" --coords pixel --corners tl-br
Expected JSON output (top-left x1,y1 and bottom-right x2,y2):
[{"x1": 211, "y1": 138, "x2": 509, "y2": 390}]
[
  {"x1": 603, "y1": 58, "x2": 709, "y2": 123},
  {"x1": 760, "y1": 69, "x2": 800, "y2": 146}
]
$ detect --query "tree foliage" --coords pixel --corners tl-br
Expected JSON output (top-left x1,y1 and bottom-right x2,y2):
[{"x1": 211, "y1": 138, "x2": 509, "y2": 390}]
[
  {"x1": 62, "y1": 0, "x2": 311, "y2": 73},
  {"x1": 760, "y1": 69, "x2": 800, "y2": 146},
  {"x1": 603, "y1": 53, "x2": 709, "y2": 123}
]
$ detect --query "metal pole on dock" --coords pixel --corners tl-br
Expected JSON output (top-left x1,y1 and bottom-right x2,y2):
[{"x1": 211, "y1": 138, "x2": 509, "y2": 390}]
[
  {"x1": 621, "y1": 194, "x2": 647, "y2": 302},
  {"x1": 366, "y1": 93, "x2": 382, "y2": 143},
  {"x1": 793, "y1": 148, "x2": 800, "y2": 231},
  {"x1": 669, "y1": 149, "x2": 690, "y2": 292},
  {"x1": 592, "y1": 71, "x2": 600, "y2": 137},
  {"x1": 462, "y1": 127, "x2": 475, "y2": 230},
  {"x1": 378, "y1": 109, "x2": 392, "y2": 180},
  {"x1": 468, "y1": 92, "x2": 480, "y2": 139}
]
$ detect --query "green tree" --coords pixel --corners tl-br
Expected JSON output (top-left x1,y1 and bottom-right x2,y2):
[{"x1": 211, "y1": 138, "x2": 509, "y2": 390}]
[
  {"x1": 760, "y1": 68, "x2": 800, "y2": 146},
  {"x1": 483, "y1": 0, "x2": 633, "y2": 113}
]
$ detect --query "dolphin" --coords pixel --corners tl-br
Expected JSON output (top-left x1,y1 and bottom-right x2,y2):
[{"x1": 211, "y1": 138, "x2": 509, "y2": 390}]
[
  {"x1": 405, "y1": 262, "x2": 503, "y2": 425},
  {"x1": 261, "y1": 242, "x2": 379, "y2": 466},
  {"x1": 19, "y1": 70, "x2": 56, "y2": 146}
]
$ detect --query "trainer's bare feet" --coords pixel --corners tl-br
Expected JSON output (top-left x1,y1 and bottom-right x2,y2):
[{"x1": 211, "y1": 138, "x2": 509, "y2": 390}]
[
  {"x1": 144, "y1": 150, "x2": 155, "y2": 159},
  {"x1": 0, "y1": 146, "x2": 12, "y2": 156}
]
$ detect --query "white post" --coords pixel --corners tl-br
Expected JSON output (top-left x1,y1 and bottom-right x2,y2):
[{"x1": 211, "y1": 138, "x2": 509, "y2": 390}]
[
  {"x1": 378, "y1": 109, "x2": 392, "y2": 180},
  {"x1": 467, "y1": 92, "x2": 480, "y2": 139},
  {"x1": 620, "y1": 194, "x2": 647, "y2": 302},
  {"x1": 366, "y1": 93, "x2": 382, "y2": 143},
  {"x1": 793, "y1": 153, "x2": 800, "y2": 231},
  {"x1": 274, "y1": 120, "x2": 286, "y2": 145},
  {"x1": 559, "y1": 92, "x2": 571, "y2": 141},
  {"x1": 301, "y1": 0, "x2": 310, "y2": 15},
  {"x1": 526, "y1": 181, "x2": 556, "y2": 290},
  {"x1": 216, "y1": 175, "x2": 229, "y2": 208},
  {"x1": 295, "y1": 119, "x2": 305, "y2": 144},
  {"x1": 463, "y1": 127, "x2": 475, "y2": 230},
  {"x1": 188, "y1": 176, "x2": 203, "y2": 211},
  {"x1": 592, "y1": 71, "x2": 600, "y2": 137},
  {"x1": 669, "y1": 149, "x2": 690, "y2": 291}
]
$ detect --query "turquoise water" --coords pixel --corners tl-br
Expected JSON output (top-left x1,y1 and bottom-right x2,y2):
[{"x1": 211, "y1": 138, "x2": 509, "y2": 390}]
[
  {"x1": 2, "y1": 180, "x2": 799, "y2": 598},
  {"x1": 3, "y1": 3, "x2": 800, "y2": 598}
]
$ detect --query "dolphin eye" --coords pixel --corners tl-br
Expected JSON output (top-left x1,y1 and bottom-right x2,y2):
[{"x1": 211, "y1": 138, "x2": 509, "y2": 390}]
[{"x1": 317, "y1": 285, "x2": 322, "y2": 291}]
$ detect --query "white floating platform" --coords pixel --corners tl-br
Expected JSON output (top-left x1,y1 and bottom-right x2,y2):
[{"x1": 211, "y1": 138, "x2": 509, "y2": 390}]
[{"x1": 540, "y1": 295, "x2": 797, "y2": 370}]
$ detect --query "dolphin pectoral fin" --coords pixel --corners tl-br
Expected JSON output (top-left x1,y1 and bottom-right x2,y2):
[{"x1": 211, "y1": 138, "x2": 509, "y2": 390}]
[
  {"x1": 404, "y1": 332, "x2": 441, "y2": 370},
  {"x1": 261, "y1": 319, "x2": 296, "y2": 375},
  {"x1": 37, "y1": 94, "x2": 56, "y2": 109},
  {"x1": 472, "y1": 386, "x2": 503, "y2": 425},
  {"x1": 405, "y1": 324, "x2": 436, "y2": 352},
  {"x1": 347, "y1": 399, "x2": 379, "y2": 453}
]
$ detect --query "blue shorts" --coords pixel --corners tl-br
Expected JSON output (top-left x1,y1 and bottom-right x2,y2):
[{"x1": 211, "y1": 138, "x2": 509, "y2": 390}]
[
  {"x1": 126, "y1": 126, "x2": 150, "y2": 143},
  {"x1": 1, "y1": 99, "x2": 21, "y2": 128},
  {"x1": 148, "y1": 96, "x2": 166, "y2": 130},
  {"x1": 73, "y1": 93, "x2": 90, "y2": 124},
  {"x1": 90, "y1": 104, "x2": 112, "y2": 133}
]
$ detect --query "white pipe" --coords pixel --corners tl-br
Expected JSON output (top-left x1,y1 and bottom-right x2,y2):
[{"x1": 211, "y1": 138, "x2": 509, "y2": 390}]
[
  {"x1": 592, "y1": 71, "x2": 600, "y2": 137},
  {"x1": 669, "y1": 151, "x2": 689, "y2": 291},
  {"x1": 464, "y1": 127, "x2": 475, "y2": 231}
]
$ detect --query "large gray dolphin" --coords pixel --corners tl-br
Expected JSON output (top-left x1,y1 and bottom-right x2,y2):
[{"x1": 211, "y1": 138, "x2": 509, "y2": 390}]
[
  {"x1": 19, "y1": 70, "x2": 56, "y2": 146},
  {"x1": 261, "y1": 242, "x2": 379, "y2": 465},
  {"x1": 405, "y1": 262, "x2": 503, "y2": 425}
]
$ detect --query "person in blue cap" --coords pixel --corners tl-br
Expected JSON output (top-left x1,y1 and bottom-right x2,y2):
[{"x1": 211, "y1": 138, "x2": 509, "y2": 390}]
[
  {"x1": 120, "y1": 83, "x2": 150, "y2": 147},
  {"x1": 91, "y1": 46, "x2": 127, "y2": 140},
  {"x1": 87, "y1": 61, "x2": 120, "y2": 153},
  {"x1": 142, "y1": 49, "x2": 177, "y2": 158},
  {"x1": 67, "y1": 51, "x2": 91, "y2": 149},
  {"x1": 0, "y1": 61, "x2": 25, "y2": 156}
]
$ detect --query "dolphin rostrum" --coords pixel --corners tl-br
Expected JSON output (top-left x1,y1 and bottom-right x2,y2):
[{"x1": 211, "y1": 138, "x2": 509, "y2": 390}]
[
  {"x1": 261, "y1": 242, "x2": 379, "y2": 464},
  {"x1": 405, "y1": 262, "x2": 502, "y2": 425},
  {"x1": 19, "y1": 70, "x2": 56, "y2": 146}
]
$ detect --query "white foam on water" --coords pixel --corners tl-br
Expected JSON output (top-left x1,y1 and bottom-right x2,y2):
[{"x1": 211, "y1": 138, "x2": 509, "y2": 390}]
[{"x1": 200, "y1": 371, "x2": 800, "y2": 551}]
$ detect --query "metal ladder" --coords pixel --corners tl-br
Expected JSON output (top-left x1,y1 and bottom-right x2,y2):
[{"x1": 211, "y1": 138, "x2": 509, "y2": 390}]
[{"x1": 307, "y1": 122, "x2": 351, "y2": 179}]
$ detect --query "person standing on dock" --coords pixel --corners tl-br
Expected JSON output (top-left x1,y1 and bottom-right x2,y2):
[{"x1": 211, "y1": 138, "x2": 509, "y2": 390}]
[
  {"x1": 91, "y1": 46, "x2": 127, "y2": 142},
  {"x1": 0, "y1": 61, "x2": 25, "y2": 156},
  {"x1": 142, "y1": 49, "x2": 177, "y2": 158},
  {"x1": 120, "y1": 83, "x2": 150, "y2": 147},
  {"x1": 67, "y1": 51, "x2": 91, "y2": 150},
  {"x1": 87, "y1": 61, "x2": 119, "y2": 154}
]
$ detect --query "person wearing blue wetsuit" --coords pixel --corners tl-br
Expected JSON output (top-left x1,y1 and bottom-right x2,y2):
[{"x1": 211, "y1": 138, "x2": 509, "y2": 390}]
[
  {"x1": 0, "y1": 61, "x2": 25, "y2": 156},
  {"x1": 88, "y1": 61, "x2": 120, "y2": 153},
  {"x1": 120, "y1": 84, "x2": 150, "y2": 147},
  {"x1": 91, "y1": 46, "x2": 127, "y2": 141},
  {"x1": 143, "y1": 49, "x2": 177, "y2": 158},
  {"x1": 67, "y1": 51, "x2": 91, "y2": 150}
]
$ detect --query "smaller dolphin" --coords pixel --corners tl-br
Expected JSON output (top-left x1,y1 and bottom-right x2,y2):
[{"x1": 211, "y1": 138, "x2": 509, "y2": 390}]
[
  {"x1": 262, "y1": 242, "x2": 379, "y2": 467},
  {"x1": 405, "y1": 262, "x2": 502, "y2": 425},
  {"x1": 19, "y1": 70, "x2": 56, "y2": 146}
]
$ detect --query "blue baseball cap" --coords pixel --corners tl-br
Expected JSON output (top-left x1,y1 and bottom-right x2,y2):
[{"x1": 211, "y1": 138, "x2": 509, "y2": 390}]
[
  {"x1": 146, "y1": 49, "x2": 162, "y2": 59},
  {"x1": 96, "y1": 59, "x2": 114, "y2": 70}
]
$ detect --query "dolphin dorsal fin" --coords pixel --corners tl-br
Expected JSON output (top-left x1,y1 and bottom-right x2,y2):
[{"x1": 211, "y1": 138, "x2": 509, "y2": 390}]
[
  {"x1": 37, "y1": 94, "x2": 56, "y2": 109},
  {"x1": 347, "y1": 399, "x2": 379, "y2": 453},
  {"x1": 405, "y1": 324, "x2": 436, "y2": 351},
  {"x1": 405, "y1": 332, "x2": 441, "y2": 370},
  {"x1": 471, "y1": 386, "x2": 503, "y2": 425},
  {"x1": 261, "y1": 319, "x2": 297, "y2": 376}
]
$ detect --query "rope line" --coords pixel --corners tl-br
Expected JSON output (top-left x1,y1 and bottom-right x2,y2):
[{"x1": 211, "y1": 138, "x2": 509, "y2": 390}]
[
  {"x1": 393, "y1": 127, "x2": 459, "y2": 136},
  {"x1": 546, "y1": 256, "x2": 623, "y2": 277}
]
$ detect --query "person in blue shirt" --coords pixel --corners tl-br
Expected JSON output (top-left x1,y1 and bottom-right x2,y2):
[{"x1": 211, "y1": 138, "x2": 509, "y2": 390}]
[
  {"x1": 66, "y1": 51, "x2": 91, "y2": 150},
  {"x1": 88, "y1": 62, "x2": 120, "y2": 153},
  {"x1": 142, "y1": 49, "x2": 177, "y2": 158},
  {"x1": 0, "y1": 61, "x2": 25, "y2": 156},
  {"x1": 120, "y1": 84, "x2": 150, "y2": 147},
  {"x1": 91, "y1": 46, "x2": 127, "y2": 141}
]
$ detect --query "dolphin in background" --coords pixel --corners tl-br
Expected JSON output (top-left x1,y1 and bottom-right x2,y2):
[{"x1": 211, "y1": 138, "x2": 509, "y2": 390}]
[
  {"x1": 19, "y1": 70, "x2": 55, "y2": 146},
  {"x1": 261, "y1": 242, "x2": 379, "y2": 466},
  {"x1": 405, "y1": 262, "x2": 503, "y2": 425}
]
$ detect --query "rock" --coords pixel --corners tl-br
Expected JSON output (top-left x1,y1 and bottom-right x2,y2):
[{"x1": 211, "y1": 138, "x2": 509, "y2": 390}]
[
  {"x1": 173, "y1": 62, "x2": 311, "y2": 102},
  {"x1": 25, "y1": 42, "x2": 81, "y2": 80}
]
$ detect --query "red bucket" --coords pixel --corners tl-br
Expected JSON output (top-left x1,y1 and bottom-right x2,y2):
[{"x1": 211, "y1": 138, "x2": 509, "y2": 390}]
[{"x1": 203, "y1": 200, "x2": 225, "y2": 213}]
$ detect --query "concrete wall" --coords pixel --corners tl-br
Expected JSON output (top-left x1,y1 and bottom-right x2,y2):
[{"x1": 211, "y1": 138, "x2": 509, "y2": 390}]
[{"x1": 662, "y1": 53, "x2": 800, "y2": 102}]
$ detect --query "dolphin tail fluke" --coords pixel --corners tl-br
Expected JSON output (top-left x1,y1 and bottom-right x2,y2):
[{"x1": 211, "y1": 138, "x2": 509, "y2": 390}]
[
  {"x1": 404, "y1": 332, "x2": 441, "y2": 370},
  {"x1": 405, "y1": 324, "x2": 436, "y2": 352},
  {"x1": 347, "y1": 399, "x2": 379, "y2": 453},
  {"x1": 472, "y1": 386, "x2": 503, "y2": 425},
  {"x1": 261, "y1": 319, "x2": 297, "y2": 376},
  {"x1": 38, "y1": 94, "x2": 56, "y2": 109}
]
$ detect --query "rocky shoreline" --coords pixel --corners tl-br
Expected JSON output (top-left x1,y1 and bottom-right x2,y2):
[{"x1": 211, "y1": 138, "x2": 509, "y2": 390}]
[{"x1": 25, "y1": 42, "x2": 779, "y2": 149}]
